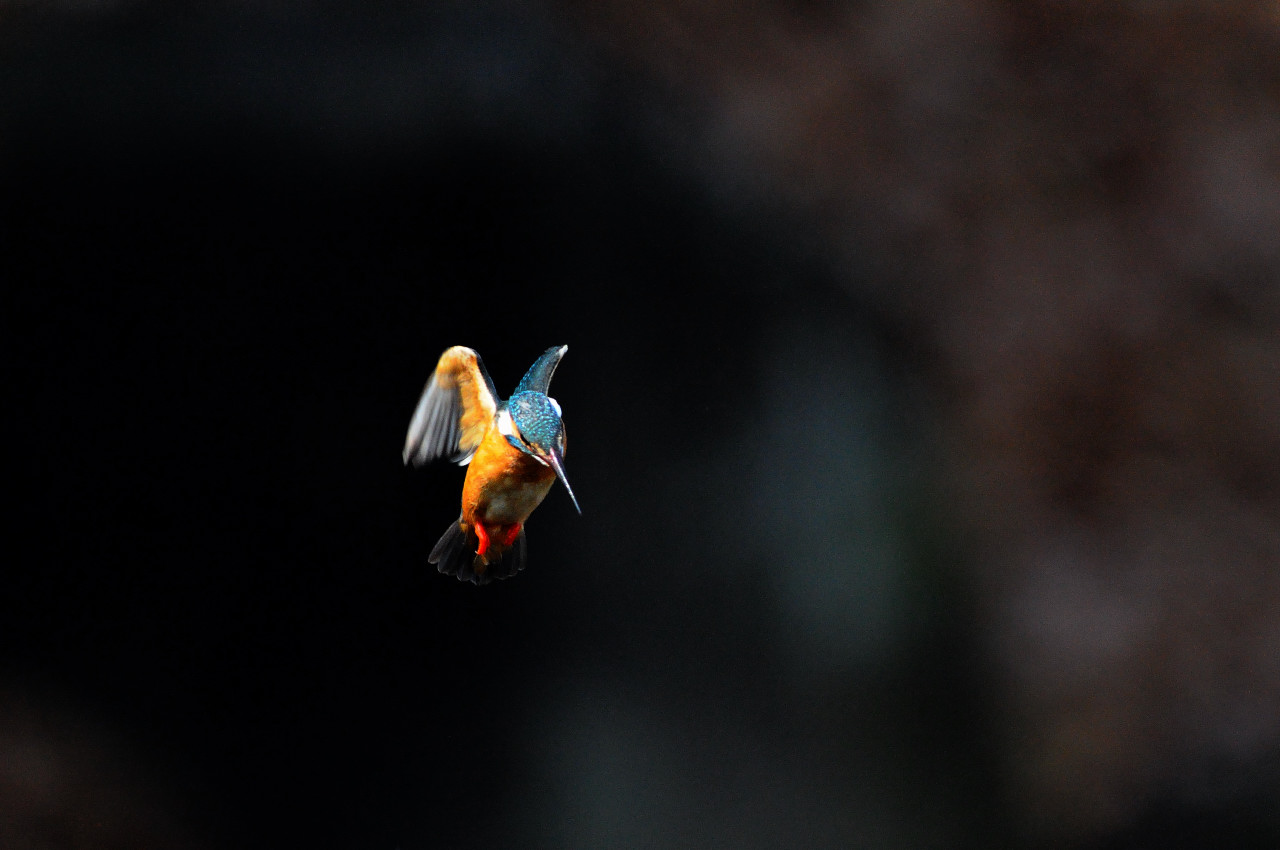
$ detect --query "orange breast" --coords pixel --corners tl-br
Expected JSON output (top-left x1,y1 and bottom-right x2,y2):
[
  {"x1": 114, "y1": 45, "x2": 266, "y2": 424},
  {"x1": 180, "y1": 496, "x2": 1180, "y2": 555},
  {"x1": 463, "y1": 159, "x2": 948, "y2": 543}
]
[{"x1": 461, "y1": 425, "x2": 556, "y2": 526}]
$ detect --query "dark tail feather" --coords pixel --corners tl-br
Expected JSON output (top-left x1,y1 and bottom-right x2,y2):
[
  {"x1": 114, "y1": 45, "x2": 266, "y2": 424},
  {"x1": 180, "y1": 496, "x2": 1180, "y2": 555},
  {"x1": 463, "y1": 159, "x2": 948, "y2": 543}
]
[
  {"x1": 429, "y1": 519, "x2": 479, "y2": 583},
  {"x1": 488, "y1": 528, "x2": 527, "y2": 582},
  {"x1": 428, "y1": 520, "x2": 528, "y2": 586}
]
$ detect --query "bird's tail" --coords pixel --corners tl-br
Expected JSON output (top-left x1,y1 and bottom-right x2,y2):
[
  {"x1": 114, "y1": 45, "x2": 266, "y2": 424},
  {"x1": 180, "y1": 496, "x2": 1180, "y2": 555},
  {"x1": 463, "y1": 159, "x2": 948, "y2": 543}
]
[{"x1": 428, "y1": 518, "x2": 527, "y2": 585}]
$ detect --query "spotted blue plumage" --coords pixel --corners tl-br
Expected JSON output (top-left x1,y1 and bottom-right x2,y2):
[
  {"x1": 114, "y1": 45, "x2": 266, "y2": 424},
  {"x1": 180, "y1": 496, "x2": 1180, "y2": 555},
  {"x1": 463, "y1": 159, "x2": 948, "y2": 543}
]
[
  {"x1": 504, "y1": 392, "x2": 564, "y2": 455},
  {"x1": 500, "y1": 345, "x2": 579, "y2": 513}
]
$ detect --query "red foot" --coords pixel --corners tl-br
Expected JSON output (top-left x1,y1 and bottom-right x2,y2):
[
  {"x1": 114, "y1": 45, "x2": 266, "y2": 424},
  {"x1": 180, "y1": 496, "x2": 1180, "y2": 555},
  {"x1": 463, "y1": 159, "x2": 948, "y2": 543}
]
[{"x1": 474, "y1": 521, "x2": 520, "y2": 563}]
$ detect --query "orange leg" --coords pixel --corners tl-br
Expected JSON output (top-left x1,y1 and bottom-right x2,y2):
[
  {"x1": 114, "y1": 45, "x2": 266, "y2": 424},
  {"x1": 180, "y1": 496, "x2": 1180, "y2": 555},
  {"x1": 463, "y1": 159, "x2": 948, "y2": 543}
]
[
  {"x1": 501, "y1": 523, "x2": 522, "y2": 546},
  {"x1": 474, "y1": 521, "x2": 491, "y2": 559}
]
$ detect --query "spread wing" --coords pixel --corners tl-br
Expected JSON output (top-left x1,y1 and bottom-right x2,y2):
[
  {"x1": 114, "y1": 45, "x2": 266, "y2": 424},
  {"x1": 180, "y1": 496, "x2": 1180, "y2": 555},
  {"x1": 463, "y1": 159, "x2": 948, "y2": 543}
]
[{"x1": 403, "y1": 346, "x2": 499, "y2": 466}]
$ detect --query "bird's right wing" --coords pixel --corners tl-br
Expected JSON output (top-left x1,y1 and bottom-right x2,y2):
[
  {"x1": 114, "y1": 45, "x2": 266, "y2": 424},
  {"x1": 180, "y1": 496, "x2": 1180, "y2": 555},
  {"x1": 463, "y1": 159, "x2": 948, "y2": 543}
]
[{"x1": 403, "y1": 346, "x2": 499, "y2": 466}]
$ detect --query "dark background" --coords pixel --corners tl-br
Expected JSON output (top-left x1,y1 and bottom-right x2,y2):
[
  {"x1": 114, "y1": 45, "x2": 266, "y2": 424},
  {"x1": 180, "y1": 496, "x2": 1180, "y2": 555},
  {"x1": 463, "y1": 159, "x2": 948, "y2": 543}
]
[{"x1": 4, "y1": 2, "x2": 1279, "y2": 849}]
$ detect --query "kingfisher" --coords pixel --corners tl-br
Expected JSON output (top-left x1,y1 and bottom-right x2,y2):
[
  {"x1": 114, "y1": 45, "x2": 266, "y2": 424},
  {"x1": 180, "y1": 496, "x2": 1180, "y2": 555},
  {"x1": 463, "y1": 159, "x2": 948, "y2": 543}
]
[{"x1": 403, "y1": 345, "x2": 580, "y2": 584}]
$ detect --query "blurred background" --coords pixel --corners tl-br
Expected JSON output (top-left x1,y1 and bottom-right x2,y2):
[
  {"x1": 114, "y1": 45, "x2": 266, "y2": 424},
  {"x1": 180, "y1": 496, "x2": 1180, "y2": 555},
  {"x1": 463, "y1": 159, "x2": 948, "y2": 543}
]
[{"x1": 5, "y1": 1, "x2": 1279, "y2": 848}]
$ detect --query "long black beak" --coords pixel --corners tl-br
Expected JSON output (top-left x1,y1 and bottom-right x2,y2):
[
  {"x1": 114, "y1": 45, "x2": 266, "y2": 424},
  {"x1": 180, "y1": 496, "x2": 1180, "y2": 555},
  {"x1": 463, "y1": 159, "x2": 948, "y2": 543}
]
[{"x1": 546, "y1": 447, "x2": 581, "y2": 514}]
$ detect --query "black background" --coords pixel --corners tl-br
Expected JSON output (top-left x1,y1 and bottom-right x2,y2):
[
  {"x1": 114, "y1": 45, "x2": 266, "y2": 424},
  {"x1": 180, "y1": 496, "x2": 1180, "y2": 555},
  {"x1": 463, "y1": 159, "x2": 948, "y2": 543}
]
[{"x1": 6, "y1": 5, "x2": 957, "y2": 848}]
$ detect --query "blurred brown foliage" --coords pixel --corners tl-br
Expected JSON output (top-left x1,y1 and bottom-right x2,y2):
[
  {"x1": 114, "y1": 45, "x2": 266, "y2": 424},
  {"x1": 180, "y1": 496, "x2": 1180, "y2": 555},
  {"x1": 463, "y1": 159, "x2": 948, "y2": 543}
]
[{"x1": 558, "y1": 0, "x2": 1280, "y2": 841}]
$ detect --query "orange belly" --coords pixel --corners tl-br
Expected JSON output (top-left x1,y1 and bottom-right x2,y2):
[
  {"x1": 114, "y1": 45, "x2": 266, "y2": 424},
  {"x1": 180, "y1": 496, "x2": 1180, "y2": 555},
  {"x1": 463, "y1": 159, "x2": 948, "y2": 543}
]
[{"x1": 459, "y1": 426, "x2": 555, "y2": 561}]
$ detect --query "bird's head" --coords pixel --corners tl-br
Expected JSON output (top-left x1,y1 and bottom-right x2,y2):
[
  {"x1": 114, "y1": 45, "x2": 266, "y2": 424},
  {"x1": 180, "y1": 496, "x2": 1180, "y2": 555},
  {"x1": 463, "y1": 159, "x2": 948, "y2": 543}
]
[{"x1": 497, "y1": 345, "x2": 580, "y2": 513}]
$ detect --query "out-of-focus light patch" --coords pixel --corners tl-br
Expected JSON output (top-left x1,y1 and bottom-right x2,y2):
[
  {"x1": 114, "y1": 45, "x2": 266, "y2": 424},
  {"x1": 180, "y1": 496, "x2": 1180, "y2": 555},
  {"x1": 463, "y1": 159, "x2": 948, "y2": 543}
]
[
  {"x1": 1001, "y1": 529, "x2": 1160, "y2": 688},
  {"x1": 746, "y1": 315, "x2": 909, "y2": 681},
  {"x1": 516, "y1": 678, "x2": 941, "y2": 850},
  {"x1": 0, "y1": 683, "x2": 214, "y2": 850}
]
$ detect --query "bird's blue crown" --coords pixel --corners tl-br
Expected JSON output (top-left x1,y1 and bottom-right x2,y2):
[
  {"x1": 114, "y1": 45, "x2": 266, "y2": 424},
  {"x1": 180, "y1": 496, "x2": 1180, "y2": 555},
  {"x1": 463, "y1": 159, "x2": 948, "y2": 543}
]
[{"x1": 506, "y1": 392, "x2": 564, "y2": 455}]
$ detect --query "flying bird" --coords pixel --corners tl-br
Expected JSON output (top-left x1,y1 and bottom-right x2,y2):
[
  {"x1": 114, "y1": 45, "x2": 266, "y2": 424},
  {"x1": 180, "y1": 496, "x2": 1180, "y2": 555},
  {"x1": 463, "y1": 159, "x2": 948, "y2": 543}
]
[{"x1": 403, "y1": 345, "x2": 579, "y2": 584}]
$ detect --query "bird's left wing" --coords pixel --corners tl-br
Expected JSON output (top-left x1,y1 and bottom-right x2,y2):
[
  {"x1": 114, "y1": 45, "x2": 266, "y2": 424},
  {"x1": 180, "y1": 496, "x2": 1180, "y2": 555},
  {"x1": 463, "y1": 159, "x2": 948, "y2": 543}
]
[{"x1": 403, "y1": 346, "x2": 499, "y2": 466}]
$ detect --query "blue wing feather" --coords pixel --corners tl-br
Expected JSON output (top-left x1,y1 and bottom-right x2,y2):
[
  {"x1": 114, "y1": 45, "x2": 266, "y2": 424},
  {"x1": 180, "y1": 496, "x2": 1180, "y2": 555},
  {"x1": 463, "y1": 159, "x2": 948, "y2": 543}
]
[{"x1": 514, "y1": 345, "x2": 568, "y2": 395}]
